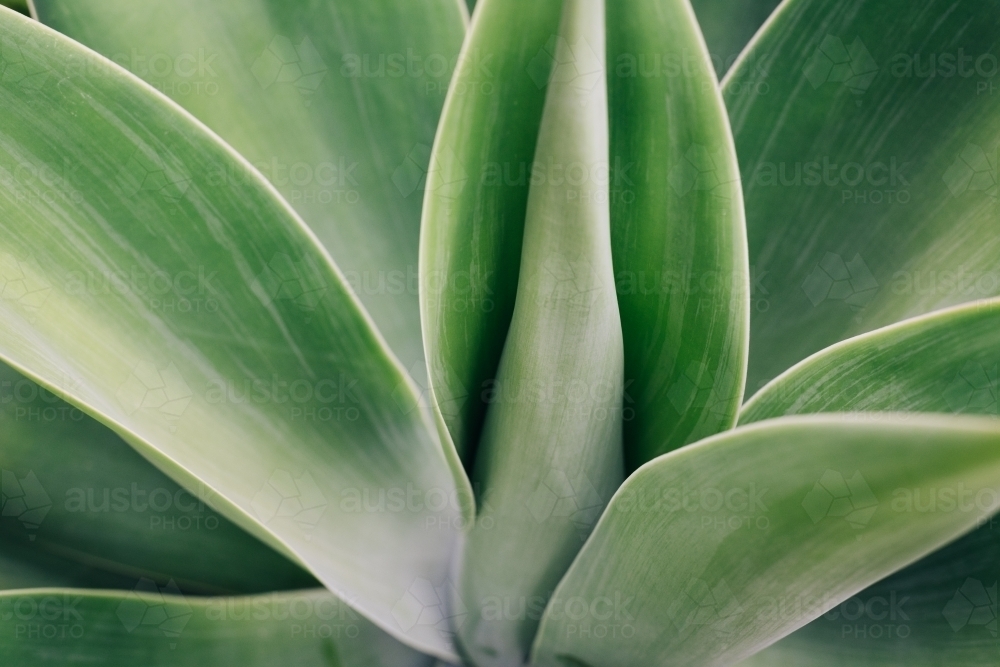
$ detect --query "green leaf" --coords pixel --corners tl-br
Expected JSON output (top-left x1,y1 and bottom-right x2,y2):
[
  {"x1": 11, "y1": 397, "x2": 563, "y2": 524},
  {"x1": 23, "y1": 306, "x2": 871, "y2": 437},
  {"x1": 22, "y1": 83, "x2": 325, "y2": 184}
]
[
  {"x1": 607, "y1": 0, "x2": 748, "y2": 469},
  {"x1": 32, "y1": 0, "x2": 466, "y2": 373},
  {"x1": 0, "y1": 361, "x2": 316, "y2": 595},
  {"x1": 0, "y1": 10, "x2": 461, "y2": 659},
  {"x1": 0, "y1": 588, "x2": 433, "y2": 666},
  {"x1": 420, "y1": 0, "x2": 563, "y2": 464},
  {"x1": 689, "y1": 0, "x2": 782, "y2": 77},
  {"x1": 455, "y1": 0, "x2": 624, "y2": 663},
  {"x1": 738, "y1": 299, "x2": 1000, "y2": 666},
  {"x1": 424, "y1": 0, "x2": 749, "y2": 473},
  {"x1": 739, "y1": 524, "x2": 1000, "y2": 667},
  {"x1": 741, "y1": 299, "x2": 1000, "y2": 424},
  {"x1": 530, "y1": 414, "x2": 1000, "y2": 667},
  {"x1": 723, "y1": 0, "x2": 1000, "y2": 393}
]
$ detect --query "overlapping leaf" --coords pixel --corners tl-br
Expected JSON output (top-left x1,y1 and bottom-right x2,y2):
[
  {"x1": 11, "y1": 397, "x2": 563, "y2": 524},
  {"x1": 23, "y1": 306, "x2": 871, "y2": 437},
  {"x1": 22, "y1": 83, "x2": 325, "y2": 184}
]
[
  {"x1": 531, "y1": 415, "x2": 1000, "y2": 666},
  {"x1": 0, "y1": 10, "x2": 461, "y2": 659},
  {"x1": 0, "y1": 588, "x2": 433, "y2": 666},
  {"x1": 0, "y1": 361, "x2": 316, "y2": 594},
  {"x1": 607, "y1": 0, "x2": 747, "y2": 469},
  {"x1": 420, "y1": 0, "x2": 563, "y2": 465},
  {"x1": 689, "y1": 0, "x2": 782, "y2": 77},
  {"x1": 454, "y1": 1, "x2": 624, "y2": 664},
  {"x1": 33, "y1": 0, "x2": 466, "y2": 373},
  {"x1": 724, "y1": 0, "x2": 1000, "y2": 392},
  {"x1": 739, "y1": 299, "x2": 1000, "y2": 665}
]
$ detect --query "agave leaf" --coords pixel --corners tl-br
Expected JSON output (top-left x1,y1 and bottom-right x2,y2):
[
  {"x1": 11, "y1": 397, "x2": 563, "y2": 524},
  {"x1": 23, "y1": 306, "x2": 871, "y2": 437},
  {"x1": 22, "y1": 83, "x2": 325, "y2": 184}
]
[
  {"x1": 0, "y1": 10, "x2": 461, "y2": 659},
  {"x1": 689, "y1": 0, "x2": 782, "y2": 77},
  {"x1": 531, "y1": 414, "x2": 1000, "y2": 667},
  {"x1": 424, "y1": 0, "x2": 749, "y2": 473},
  {"x1": 0, "y1": 361, "x2": 316, "y2": 594},
  {"x1": 607, "y1": 0, "x2": 748, "y2": 469},
  {"x1": 723, "y1": 0, "x2": 1000, "y2": 393},
  {"x1": 420, "y1": 0, "x2": 563, "y2": 465},
  {"x1": 739, "y1": 501, "x2": 1000, "y2": 667},
  {"x1": 455, "y1": 0, "x2": 624, "y2": 663},
  {"x1": 741, "y1": 299, "x2": 1000, "y2": 423},
  {"x1": 0, "y1": 588, "x2": 433, "y2": 666},
  {"x1": 739, "y1": 299, "x2": 1000, "y2": 665},
  {"x1": 32, "y1": 0, "x2": 465, "y2": 373}
]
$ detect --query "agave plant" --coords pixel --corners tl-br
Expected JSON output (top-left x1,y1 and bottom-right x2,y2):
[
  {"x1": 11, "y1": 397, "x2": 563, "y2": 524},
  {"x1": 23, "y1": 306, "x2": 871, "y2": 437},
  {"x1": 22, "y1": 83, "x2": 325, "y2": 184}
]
[{"x1": 0, "y1": 0, "x2": 998, "y2": 665}]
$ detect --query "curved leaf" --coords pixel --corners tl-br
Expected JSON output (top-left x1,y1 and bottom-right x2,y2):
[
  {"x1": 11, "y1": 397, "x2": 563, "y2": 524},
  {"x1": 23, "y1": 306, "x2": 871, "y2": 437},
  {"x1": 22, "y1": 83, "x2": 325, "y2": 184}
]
[
  {"x1": 0, "y1": 588, "x2": 433, "y2": 666},
  {"x1": 420, "y1": 0, "x2": 563, "y2": 464},
  {"x1": 739, "y1": 522, "x2": 1000, "y2": 667},
  {"x1": 0, "y1": 10, "x2": 460, "y2": 659},
  {"x1": 531, "y1": 414, "x2": 1000, "y2": 666},
  {"x1": 455, "y1": 0, "x2": 624, "y2": 663},
  {"x1": 608, "y1": 0, "x2": 748, "y2": 470},
  {"x1": 689, "y1": 0, "x2": 782, "y2": 77},
  {"x1": 723, "y1": 0, "x2": 1000, "y2": 392},
  {"x1": 742, "y1": 299, "x2": 1000, "y2": 424},
  {"x1": 0, "y1": 361, "x2": 315, "y2": 595},
  {"x1": 739, "y1": 299, "x2": 1000, "y2": 666},
  {"x1": 33, "y1": 0, "x2": 466, "y2": 372}
]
